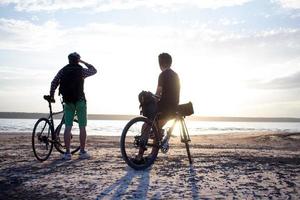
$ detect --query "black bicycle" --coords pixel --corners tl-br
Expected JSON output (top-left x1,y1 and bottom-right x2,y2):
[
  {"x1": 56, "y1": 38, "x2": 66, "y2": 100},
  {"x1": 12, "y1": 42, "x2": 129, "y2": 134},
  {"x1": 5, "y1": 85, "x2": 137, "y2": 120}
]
[
  {"x1": 32, "y1": 95, "x2": 80, "y2": 161},
  {"x1": 120, "y1": 101, "x2": 194, "y2": 170}
]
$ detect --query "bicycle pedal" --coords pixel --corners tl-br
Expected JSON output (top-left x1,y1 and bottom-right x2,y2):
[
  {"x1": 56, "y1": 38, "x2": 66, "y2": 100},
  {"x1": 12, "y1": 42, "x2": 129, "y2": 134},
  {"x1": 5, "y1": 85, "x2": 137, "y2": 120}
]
[{"x1": 161, "y1": 142, "x2": 169, "y2": 154}]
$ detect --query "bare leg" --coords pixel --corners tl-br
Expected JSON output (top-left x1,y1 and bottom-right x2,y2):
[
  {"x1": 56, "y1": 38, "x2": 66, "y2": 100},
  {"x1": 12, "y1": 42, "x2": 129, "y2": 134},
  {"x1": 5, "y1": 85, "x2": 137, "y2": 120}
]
[
  {"x1": 79, "y1": 126, "x2": 87, "y2": 151},
  {"x1": 136, "y1": 123, "x2": 150, "y2": 160},
  {"x1": 136, "y1": 119, "x2": 169, "y2": 161},
  {"x1": 158, "y1": 119, "x2": 168, "y2": 139},
  {"x1": 64, "y1": 126, "x2": 72, "y2": 153}
]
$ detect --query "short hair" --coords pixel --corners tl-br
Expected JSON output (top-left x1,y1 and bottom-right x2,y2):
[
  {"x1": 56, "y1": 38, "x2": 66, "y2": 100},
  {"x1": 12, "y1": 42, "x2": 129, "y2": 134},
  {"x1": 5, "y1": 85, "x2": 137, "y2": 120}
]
[
  {"x1": 68, "y1": 52, "x2": 81, "y2": 64},
  {"x1": 158, "y1": 53, "x2": 172, "y2": 68}
]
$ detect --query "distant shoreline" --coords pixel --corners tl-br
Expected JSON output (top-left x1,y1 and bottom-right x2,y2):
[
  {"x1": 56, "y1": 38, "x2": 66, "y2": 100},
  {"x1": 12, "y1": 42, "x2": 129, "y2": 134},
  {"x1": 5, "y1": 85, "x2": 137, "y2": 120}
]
[{"x1": 0, "y1": 112, "x2": 300, "y2": 122}]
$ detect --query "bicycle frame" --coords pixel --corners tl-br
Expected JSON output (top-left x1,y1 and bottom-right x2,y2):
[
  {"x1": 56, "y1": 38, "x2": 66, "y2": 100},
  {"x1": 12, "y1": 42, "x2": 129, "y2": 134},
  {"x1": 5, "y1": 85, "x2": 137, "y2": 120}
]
[
  {"x1": 150, "y1": 113, "x2": 191, "y2": 145},
  {"x1": 44, "y1": 97, "x2": 65, "y2": 141},
  {"x1": 120, "y1": 111, "x2": 193, "y2": 169},
  {"x1": 32, "y1": 95, "x2": 82, "y2": 162}
]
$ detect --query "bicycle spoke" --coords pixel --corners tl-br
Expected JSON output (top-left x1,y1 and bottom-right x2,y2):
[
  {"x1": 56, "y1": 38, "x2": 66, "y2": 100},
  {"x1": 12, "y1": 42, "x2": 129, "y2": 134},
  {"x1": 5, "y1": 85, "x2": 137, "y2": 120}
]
[
  {"x1": 120, "y1": 117, "x2": 159, "y2": 170},
  {"x1": 54, "y1": 120, "x2": 80, "y2": 154},
  {"x1": 32, "y1": 118, "x2": 53, "y2": 162}
]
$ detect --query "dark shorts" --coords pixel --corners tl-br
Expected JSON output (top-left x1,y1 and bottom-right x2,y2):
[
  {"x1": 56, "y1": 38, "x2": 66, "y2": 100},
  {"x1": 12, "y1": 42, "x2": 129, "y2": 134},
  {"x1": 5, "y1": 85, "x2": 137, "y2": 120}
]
[{"x1": 144, "y1": 103, "x2": 175, "y2": 121}]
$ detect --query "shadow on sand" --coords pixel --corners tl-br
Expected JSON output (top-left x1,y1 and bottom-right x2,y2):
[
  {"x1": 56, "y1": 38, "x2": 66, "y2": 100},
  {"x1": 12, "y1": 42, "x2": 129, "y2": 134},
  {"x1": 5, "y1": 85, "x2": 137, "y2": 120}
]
[
  {"x1": 96, "y1": 163, "x2": 200, "y2": 199},
  {"x1": 188, "y1": 165, "x2": 201, "y2": 200},
  {"x1": 96, "y1": 166, "x2": 151, "y2": 200},
  {"x1": 0, "y1": 156, "x2": 85, "y2": 199}
]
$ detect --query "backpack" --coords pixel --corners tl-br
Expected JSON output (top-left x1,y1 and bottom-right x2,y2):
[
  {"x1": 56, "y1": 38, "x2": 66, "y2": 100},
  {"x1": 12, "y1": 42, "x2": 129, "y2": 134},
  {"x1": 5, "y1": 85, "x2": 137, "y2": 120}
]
[
  {"x1": 59, "y1": 64, "x2": 84, "y2": 103},
  {"x1": 138, "y1": 91, "x2": 157, "y2": 119}
]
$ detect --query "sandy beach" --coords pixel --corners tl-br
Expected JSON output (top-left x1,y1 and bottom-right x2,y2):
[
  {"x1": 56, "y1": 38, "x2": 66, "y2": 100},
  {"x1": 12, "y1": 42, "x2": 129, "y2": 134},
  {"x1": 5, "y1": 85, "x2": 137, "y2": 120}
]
[{"x1": 0, "y1": 131, "x2": 300, "y2": 199}]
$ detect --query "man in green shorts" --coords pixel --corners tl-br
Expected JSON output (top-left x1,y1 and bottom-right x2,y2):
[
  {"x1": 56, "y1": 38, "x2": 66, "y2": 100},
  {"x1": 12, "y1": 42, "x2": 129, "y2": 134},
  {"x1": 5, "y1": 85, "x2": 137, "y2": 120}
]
[{"x1": 50, "y1": 52, "x2": 97, "y2": 160}]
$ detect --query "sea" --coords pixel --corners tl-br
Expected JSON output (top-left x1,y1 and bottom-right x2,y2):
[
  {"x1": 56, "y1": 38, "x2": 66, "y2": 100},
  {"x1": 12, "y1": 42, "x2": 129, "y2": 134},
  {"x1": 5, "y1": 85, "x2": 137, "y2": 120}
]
[{"x1": 0, "y1": 118, "x2": 300, "y2": 136}]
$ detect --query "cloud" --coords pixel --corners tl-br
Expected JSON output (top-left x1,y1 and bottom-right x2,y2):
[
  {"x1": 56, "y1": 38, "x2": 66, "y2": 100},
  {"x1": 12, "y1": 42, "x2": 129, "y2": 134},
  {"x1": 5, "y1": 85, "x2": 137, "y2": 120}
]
[
  {"x1": 0, "y1": 66, "x2": 51, "y2": 90},
  {"x1": 0, "y1": 17, "x2": 299, "y2": 65},
  {"x1": 0, "y1": 18, "x2": 64, "y2": 51},
  {"x1": 0, "y1": 0, "x2": 98, "y2": 12},
  {"x1": 0, "y1": 0, "x2": 253, "y2": 12},
  {"x1": 247, "y1": 71, "x2": 300, "y2": 89},
  {"x1": 95, "y1": 0, "x2": 253, "y2": 12},
  {"x1": 218, "y1": 18, "x2": 245, "y2": 26},
  {"x1": 276, "y1": 0, "x2": 300, "y2": 9}
]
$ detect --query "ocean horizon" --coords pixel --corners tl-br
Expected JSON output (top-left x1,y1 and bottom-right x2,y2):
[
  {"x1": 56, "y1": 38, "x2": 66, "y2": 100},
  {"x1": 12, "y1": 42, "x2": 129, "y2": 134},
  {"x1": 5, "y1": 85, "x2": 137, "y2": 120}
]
[
  {"x1": 1, "y1": 112, "x2": 300, "y2": 122},
  {"x1": 1, "y1": 118, "x2": 299, "y2": 136}
]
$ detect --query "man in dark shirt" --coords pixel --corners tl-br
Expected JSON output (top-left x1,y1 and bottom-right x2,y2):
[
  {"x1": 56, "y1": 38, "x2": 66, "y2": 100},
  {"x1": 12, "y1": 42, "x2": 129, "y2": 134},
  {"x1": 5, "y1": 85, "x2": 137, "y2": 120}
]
[
  {"x1": 155, "y1": 52, "x2": 180, "y2": 129},
  {"x1": 50, "y1": 52, "x2": 97, "y2": 160},
  {"x1": 156, "y1": 53, "x2": 180, "y2": 122},
  {"x1": 136, "y1": 53, "x2": 180, "y2": 162}
]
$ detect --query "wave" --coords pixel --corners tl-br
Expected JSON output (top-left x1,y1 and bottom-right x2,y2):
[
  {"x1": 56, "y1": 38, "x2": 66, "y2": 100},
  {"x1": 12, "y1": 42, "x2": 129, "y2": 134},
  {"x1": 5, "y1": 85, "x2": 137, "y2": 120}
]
[{"x1": 0, "y1": 119, "x2": 299, "y2": 136}]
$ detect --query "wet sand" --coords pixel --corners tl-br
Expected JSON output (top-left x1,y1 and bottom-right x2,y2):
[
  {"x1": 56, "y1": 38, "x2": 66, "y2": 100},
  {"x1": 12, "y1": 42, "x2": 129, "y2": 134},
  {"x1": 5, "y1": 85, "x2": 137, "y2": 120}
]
[{"x1": 0, "y1": 132, "x2": 300, "y2": 199}]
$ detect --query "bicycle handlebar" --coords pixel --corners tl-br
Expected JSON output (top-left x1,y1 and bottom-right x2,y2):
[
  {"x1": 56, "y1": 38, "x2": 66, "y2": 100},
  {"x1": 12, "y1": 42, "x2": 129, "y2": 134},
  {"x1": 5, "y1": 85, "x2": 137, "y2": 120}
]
[{"x1": 43, "y1": 95, "x2": 55, "y2": 103}]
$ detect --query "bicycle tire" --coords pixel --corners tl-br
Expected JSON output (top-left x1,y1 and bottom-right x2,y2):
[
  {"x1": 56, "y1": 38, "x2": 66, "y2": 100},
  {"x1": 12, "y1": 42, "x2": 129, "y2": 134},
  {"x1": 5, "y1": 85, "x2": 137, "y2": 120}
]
[
  {"x1": 54, "y1": 119, "x2": 80, "y2": 154},
  {"x1": 32, "y1": 118, "x2": 53, "y2": 162},
  {"x1": 120, "y1": 117, "x2": 160, "y2": 170}
]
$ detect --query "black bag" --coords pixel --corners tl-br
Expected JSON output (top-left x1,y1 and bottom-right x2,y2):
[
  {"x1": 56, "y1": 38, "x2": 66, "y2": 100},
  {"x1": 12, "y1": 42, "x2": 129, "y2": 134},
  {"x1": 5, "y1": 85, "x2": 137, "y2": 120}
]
[
  {"x1": 177, "y1": 102, "x2": 194, "y2": 116},
  {"x1": 59, "y1": 64, "x2": 84, "y2": 103},
  {"x1": 138, "y1": 91, "x2": 157, "y2": 119}
]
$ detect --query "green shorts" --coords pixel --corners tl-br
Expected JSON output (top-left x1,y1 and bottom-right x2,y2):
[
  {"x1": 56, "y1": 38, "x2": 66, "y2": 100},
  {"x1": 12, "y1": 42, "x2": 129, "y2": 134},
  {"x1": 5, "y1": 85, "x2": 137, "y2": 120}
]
[{"x1": 64, "y1": 100, "x2": 87, "y2": 127}]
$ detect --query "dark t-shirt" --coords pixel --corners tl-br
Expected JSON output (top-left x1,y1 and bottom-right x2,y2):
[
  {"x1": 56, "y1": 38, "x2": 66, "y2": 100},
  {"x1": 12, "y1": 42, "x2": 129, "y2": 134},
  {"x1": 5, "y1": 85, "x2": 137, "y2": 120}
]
[{"x1": 157, "y1": 68, "x2": 180, "y2": 115}]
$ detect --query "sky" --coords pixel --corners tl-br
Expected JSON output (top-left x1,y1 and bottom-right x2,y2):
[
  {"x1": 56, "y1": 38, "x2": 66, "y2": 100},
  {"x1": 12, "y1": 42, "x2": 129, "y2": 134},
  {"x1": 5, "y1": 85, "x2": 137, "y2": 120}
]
[{"x1": 0, "y1": 0, "x2": 299, "y2": 117}]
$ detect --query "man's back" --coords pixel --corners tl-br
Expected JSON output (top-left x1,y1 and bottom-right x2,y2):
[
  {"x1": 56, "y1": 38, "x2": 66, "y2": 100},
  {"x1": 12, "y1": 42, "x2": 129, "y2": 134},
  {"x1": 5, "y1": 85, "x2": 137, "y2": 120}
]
[
  {"x1": 59, "y1": 63, "x2": 84, "y2": 103},
  {"x1": 157, "y1": 68, "x2": 180, "y2": 113},
  {"x1": 50, "y1": 62, "x2": 97, "y2": 100}
]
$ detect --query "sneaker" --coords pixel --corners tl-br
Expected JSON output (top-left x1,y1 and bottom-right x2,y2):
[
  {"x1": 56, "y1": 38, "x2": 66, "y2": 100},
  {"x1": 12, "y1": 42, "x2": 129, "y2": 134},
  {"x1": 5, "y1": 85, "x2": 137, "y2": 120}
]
[
  {"x1": 62, "y1": 152, "x2": 72, "y2": 160},
  {"x1": 79, "y1": 151, "x2": 91, "y2": 159}
]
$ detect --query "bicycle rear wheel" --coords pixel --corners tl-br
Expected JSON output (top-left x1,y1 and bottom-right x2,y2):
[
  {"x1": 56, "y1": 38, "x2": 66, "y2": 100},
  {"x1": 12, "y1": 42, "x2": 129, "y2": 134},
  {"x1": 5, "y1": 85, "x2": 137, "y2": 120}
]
[
  {"x1": 120, "y1": 117, "x2": 160, "y2": 170},
  {"x1": 32, "y1": 118, "x2": 53, "y2": 162},
  {"x1": 54, "y1": 119, "x2": 80, "y2": 154}
]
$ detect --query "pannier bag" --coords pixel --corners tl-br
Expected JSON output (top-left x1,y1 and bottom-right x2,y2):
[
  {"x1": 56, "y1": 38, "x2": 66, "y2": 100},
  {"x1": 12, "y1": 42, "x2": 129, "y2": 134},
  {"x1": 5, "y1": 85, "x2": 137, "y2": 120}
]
[
  {"x1": 138, "y1": 91, "x2": 157, "y2": 119},
  {"x1": 177, "y1": 102, "x2": 194, "y2": 116}
]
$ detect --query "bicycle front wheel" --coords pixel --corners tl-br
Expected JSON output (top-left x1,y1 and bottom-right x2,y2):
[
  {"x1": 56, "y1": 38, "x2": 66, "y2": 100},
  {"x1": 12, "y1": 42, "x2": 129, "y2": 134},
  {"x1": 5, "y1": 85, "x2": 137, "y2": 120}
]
[
  {"x1": 32, "y1": 118, "x2": 53, "y2": 162},
  {"x1": 120, "y1": 117, "x2": 160, "y2": 170},
  {"x1": 54, "y1": 119, "x2": 80, "y2": 155}
]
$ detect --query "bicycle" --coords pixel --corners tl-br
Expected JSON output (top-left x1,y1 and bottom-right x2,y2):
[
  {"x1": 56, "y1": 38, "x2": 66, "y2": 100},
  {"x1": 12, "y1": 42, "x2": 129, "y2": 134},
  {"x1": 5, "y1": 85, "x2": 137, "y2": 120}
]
[
  {"x1": 32, "y1": 95, "x2": 80, "y2": 161},
  {"x1": 120, "y1": 101, "x2": 194, "y2": 170}
]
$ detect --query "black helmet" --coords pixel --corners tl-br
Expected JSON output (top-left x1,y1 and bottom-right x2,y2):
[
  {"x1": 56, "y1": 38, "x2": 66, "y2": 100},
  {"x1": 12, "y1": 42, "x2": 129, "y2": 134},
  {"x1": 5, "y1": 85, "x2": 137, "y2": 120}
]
[{"x1": 68, "y1": 52, "x2": 81, "y2": 63}]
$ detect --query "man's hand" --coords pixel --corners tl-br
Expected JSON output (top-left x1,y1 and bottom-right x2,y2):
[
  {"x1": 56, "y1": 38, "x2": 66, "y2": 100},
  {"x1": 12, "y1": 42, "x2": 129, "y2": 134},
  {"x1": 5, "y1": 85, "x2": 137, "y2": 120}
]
[
  {"x1": 79, "y1": 59, "x2": 94, "y2": 69},
  {"x1": 79, "y1": 59, "x2": 88, "y2": 65}
]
